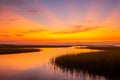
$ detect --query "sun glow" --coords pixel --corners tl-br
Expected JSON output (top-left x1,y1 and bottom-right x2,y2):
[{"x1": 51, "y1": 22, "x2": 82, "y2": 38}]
[{"x1": 0, "y1": 0, "x2": 120, "y2": 44}]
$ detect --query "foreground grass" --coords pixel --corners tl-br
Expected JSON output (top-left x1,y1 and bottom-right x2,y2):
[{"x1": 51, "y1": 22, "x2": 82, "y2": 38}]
[
  {"x1": 54, "y1": 46, "x2": 120, "y2": 79},
  {"x1": 0, "y1": 48, "x2": 40, "y2": 54}
]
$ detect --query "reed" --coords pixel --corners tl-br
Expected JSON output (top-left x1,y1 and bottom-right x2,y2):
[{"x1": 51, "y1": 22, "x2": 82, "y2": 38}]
[{"x1": 54, "y1": 46, "x2": 120, "y2": 79}]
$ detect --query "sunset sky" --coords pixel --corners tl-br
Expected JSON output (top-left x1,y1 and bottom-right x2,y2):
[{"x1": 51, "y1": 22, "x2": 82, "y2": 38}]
[{"x1": 0, "y1": 0, "x2": 120, "y2": 45}]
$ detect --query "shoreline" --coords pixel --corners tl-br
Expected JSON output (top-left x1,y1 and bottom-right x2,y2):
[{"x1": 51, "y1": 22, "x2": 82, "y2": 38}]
[{"x1": 0, "y1": 48, "x2": 40, "y2": 54}]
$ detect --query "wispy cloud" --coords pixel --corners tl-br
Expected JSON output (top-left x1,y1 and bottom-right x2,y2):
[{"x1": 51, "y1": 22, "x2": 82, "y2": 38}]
[
  {"x1": 27, "y1": 8, "x2": 42, "y2": 14},
  {"x1": 0, "y1": 0, "x2": 24, "y2": 7},
  {"x1": 0, "y1": 16, "x2": 19, "y2": 24},
  {"x1": 0, "y1": 28, "x2": 48, "y2": 37},
  {"x1": 28, "y1": 29, "x2": 46, "y2": 33},
  {"x1": 7, "y1": 18, "x2": 18, "y2": 21},
  {"x1": 0, "y1": 1, "x2": 25, "y2": 27},
  {"x1": 13, "y1": 33, "x2": 24, "y2": 37},
  {"x1": 5, "y1": 18, "x2": 18, "y2": 24},
  {"x1": 54, "y1": 25, "x2": 100, "y2": 34},
  {"x1": 0, "y1": 34, "x2": 11, "y2": 37},
  {"x1": 0, "y1": 33, "x2": 24, "y2": 37}
]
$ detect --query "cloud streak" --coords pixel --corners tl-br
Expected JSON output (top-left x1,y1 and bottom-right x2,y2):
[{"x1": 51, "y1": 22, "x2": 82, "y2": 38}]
[
  {"x1": 27, "y1": 8, "x2": 42, "y2": 14},
  {"x1": 0, "y1": 28, "x2": 48, "y2": 37},
  {"x1": 0, "y1": 33, "x2": 24, "y2": 37},
  {"x1": 0, "y1": 34, "x2": 11, "y2": 37},
  {"x1": 0, "y1": 0, "x2": 24, "y2": 7},
  {"x1": 54, "y1": 25, "x2": 100, "y2": 34}
]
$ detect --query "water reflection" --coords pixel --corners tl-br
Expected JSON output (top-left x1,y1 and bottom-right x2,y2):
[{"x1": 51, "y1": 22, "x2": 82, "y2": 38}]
[
  {"x1": 0, "y1": 47, "x2": 106, "y2": 80},
  {"x1": 53, "y1": 47, "x2": 120, "y2": 80},
  {"x1": 52, "y1": 62, "x2": 106, "y2": 80}
]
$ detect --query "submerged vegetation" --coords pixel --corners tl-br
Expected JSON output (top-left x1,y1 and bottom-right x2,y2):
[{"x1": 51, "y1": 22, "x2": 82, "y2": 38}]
[{"x1": 54, "y1": 46, "x2": 120, "y2": 79}]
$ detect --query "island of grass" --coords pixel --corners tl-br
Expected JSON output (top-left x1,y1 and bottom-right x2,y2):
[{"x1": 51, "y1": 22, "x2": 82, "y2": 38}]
[
  {"x1": 54, "y1": 46, "x2": 120, "y2": 79},
  {"x1": 0, "y1": 44, "x2": 72, "y2": 55},
  {"x1": 0, "y1": 48, "x2": 40, "y2": 54}
]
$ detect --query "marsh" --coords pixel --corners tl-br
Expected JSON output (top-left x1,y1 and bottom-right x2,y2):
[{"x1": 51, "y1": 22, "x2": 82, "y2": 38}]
[
  {"x1": 0, "y1": 45, "x2": 120, "y2": 80},
  {"x1": 53, "y1": 46, "x2": 120, "y2": 80}
]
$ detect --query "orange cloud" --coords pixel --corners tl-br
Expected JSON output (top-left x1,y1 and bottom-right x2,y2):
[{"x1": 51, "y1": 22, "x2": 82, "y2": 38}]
[
  {"x1": 0, "y1": 10, "x2": 45, "y2": 32},
  {"x1": 0, "y1": 0, "x2": 120, "y2": 45},
  {"x1": 0, "y1": 33, "x2": 11, "y2": 37},
  {"x1": 54, "y1": 25, "x2": 100, "y2": 34}
]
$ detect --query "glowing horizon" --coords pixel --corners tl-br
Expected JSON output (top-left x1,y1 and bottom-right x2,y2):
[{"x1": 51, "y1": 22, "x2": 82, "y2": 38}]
[{"x1": 0, "y1": 0, "x2": 120, "y2": 45}]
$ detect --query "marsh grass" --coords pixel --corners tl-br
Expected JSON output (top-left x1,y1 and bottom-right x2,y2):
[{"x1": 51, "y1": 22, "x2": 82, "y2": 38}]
[
  {"x1": 0, "y1": 48, "x2": 40, "y2": 54},
  {"x1": 0, "y1": 44, "x2": 71, "y2": 48},
  {"x1": 54, "y1": 46, "x2": 120, "y2": 79}
]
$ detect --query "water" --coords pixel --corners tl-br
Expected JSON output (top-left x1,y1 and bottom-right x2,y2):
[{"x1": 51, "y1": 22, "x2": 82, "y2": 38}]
[{"x1": 0, "y1": 47, "x2": 106, "y2": 80}]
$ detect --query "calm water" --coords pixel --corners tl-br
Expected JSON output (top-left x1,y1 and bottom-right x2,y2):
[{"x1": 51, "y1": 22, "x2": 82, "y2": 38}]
[{"x1": 0, "y1": 47, "x2": 106, "y2": 80}]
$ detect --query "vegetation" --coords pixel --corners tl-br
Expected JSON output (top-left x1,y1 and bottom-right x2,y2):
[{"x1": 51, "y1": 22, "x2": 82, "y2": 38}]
[
  {"x1": 0, "y1": 44, "x2": 71, "y2": 54},
  {"x1": 0, "y1": 48, "x2": 40, "y2": 54},
  {"x1": 86, "y1": 45, "x2": 120, "y2": 50},
  {"x1": 54, "y1": 46, "x2": 120, "y2": 79},
  {"x1": 0, "y1": 44, "x2": 71, "y2": 48}
]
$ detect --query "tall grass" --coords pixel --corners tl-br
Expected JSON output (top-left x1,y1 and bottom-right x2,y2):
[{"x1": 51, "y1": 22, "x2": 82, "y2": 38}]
[{"x1": 54, "y1": 46, "x2": 120, "y2": 79}]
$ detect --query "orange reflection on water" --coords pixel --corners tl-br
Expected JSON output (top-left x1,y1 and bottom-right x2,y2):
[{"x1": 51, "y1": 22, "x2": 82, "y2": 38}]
[{"x1": 0, "y1": 47, "x2": 102, "y2": 80}]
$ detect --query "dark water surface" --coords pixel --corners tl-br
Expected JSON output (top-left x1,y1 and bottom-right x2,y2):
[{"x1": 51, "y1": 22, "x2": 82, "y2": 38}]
[{"x1": 0, "y1": 47, "x2": 106, "y2": 80}]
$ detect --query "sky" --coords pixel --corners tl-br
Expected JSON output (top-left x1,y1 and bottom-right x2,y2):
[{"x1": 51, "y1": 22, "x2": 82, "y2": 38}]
[{"x1": 0, "y1": 0, "x2": 120, "y2": 45}]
